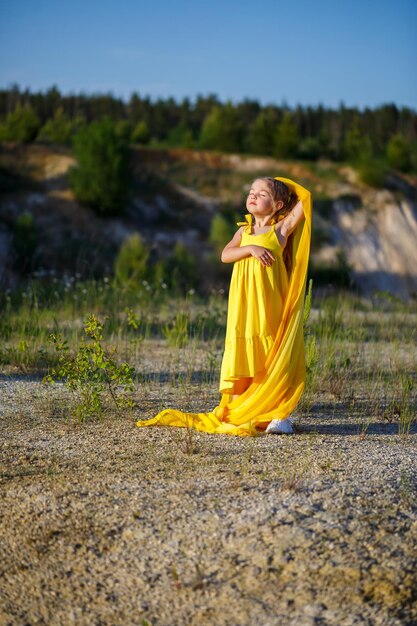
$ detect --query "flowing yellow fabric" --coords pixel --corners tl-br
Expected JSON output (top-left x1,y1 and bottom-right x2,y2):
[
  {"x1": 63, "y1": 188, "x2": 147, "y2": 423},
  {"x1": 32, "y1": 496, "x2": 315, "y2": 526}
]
[{"x1": 136, "y1": 177, "x2": 312, "y2": 436}]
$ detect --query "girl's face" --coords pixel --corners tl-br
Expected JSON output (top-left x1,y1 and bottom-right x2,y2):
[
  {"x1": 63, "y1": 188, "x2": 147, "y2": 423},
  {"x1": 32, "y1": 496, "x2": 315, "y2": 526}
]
[{"x1": 246, "y1": 179, "x2": 274, "y2": 216}]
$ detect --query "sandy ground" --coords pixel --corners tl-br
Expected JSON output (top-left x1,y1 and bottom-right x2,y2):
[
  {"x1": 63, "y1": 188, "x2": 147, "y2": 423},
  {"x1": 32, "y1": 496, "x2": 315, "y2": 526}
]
[{"x1": 1, "y1": 374, "x2": 416, "y2": 626}]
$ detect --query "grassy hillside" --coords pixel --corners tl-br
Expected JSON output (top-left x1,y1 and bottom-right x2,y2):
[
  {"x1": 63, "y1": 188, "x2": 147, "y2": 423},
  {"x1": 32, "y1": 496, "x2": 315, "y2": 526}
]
[{"x1": 1, "y1": 143, "x2": 417, "y2": 297}]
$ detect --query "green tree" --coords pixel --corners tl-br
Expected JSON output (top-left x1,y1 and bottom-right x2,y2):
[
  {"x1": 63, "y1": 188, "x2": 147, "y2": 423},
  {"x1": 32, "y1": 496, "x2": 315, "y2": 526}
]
[
  {"x1": 115, "y1": 119, "x2": 133, "y2": 143},
  {"x1": 166, "y1": 121, "x2": 194, "y2": 148},
  {"x1": 386, "y1": 134, "x2": 412, "y2": 172},
  {"x1": 114, "y1": 233, "x2": 150, "y2": 289},
  {"x1": 274, "y1": 112, "x2": 299, "y2": 159},
  {"x1": 298, "y1": 137, "x2": 321, "y2": 161},
  {"x1": 247, "y1": 109, "x2": 276, "y2": 155},
  {"x1": 132, "y1": 120, "x2": 151, "y2": 144},
  {"x1": 38, "y1": 107, "x2": 73, "y2": 145},
  {"x1": 199, "y1": 104, "x2": 243, "y2": 153},
  {"x1": 3, "y1": 103, "x2": 40, "y2": 143},
  {"x1": 68, "y1": 116, "x2": 133, "y2": 215},
  {"x1": 344, "y1": 118, "x2": 372, "y2": 162}
]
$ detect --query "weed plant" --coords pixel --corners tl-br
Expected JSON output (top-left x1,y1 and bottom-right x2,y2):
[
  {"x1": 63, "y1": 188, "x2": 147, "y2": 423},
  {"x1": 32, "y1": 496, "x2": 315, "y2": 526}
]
[{"x1": 42, "y1": 314, "x2": 136, "y2": 421}]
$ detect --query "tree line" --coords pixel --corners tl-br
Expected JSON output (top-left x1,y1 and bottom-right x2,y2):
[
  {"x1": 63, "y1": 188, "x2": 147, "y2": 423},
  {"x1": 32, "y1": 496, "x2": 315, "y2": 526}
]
[{"x1": 0, "y1": 83, "x2": 416, "y2": 172}]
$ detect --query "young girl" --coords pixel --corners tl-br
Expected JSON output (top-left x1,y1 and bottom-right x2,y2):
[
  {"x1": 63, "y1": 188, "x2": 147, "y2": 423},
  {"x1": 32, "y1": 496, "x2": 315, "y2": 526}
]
[
  {"x1": 137, "y1": 175, "x2": 312, "y2": 437},
  {"x1": 218, "y1": 176, "x2": 306, "y2": 433}
]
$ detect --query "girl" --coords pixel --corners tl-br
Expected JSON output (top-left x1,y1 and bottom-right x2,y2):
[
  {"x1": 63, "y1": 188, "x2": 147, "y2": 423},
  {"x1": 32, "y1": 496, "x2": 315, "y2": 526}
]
[
  {"x1": 137, "y1": 176, "x2": 312, "y2": 437},
  {"x1": 218, "y1": 177, "x2": 306, "y2": 433}
]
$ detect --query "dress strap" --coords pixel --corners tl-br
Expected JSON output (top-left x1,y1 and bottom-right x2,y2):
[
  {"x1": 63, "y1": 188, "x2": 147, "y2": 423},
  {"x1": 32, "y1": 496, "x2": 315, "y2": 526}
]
[{"x1": 236, "y1": 213, "x2": 253, "y2": 234}]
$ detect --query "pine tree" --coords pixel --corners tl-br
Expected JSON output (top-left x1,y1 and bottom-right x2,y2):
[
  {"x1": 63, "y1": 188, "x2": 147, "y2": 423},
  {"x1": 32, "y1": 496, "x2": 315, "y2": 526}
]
[{"x1": 68, "y1": 116, "x2": 133, "y2": 215}]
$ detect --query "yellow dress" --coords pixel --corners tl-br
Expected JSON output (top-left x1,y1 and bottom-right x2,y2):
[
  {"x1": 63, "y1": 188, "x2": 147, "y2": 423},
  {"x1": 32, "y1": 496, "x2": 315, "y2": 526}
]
[
  {"x1": 136, "y1": 177, "x2": 312, "y2": 436},
  {"x1": 219, "y1": 221, "x2": 289, "y2": 395}
]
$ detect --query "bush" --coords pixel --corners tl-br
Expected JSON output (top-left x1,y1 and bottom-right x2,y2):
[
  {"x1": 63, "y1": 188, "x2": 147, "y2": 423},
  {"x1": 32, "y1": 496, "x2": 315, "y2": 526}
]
[
  {"x1": 115, "y1": 119, "x2": 133, "y2": 143},
  {"x1": 2, "y1": 104, "x2": 40, "y2": 143},
  {"x1": 132, "y1": 120, "x2": 151, "y2": 144},
  {"x1": 357, "y1": 159, "x2": 388, "y2": 188},
  {"x1": 114, "y1": 233, "x2": 150, "y2": 289},
  {"x1": 166, "y1": 122, "x2": 195, "y2": 148},
  {"x1": 38, "y1": 107, "x2": 73, "y2": 145},
  {"x1": 386, "y1": 134, "x2": 412, "y2": 172},
  {"x1": 68, "y1": 116, "x2": 133, "y2": 215},
  {"x1": 43, "y1": 314, "x2": 136, "y2": 421}
]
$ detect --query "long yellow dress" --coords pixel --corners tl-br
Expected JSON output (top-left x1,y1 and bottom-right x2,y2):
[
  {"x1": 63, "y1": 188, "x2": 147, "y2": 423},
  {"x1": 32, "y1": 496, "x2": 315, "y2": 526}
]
[
  {"x1": 136, "y1": 177, "x2": 312, "y2": 436},
  {"x1": 219, "y1": 219, "x2": 289, "y2": 395}
]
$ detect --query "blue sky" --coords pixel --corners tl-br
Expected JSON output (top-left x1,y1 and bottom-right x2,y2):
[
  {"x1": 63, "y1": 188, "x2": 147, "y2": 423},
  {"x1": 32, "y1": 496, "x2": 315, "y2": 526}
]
[{"x1": 1, "y1": 0, "x2": 416, "y2": 110}]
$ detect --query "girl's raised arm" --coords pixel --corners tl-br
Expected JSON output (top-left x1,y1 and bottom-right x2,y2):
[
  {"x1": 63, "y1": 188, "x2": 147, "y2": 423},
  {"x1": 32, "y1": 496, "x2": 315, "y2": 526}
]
[{"x1": 279, "y1": 199, "x2": 305, "y2": 242}]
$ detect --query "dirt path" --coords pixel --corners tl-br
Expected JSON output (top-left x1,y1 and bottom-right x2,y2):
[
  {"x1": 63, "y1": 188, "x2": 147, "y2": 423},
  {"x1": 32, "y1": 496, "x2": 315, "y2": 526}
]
[{"x1": 1, "y1": 379, "x2": 416, "y2": 626}]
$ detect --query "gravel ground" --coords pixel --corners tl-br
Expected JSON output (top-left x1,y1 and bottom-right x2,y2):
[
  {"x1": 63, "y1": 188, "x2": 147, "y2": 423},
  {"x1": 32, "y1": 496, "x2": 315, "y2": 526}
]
[{"x1": 1, "y1": 376, "x2": 416, "y2": 626}]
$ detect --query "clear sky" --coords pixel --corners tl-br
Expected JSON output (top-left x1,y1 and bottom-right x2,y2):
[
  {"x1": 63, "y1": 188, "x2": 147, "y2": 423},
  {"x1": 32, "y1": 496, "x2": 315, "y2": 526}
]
[{"x1": 1, "y1": 0, "x2": 416, "y2": 110}]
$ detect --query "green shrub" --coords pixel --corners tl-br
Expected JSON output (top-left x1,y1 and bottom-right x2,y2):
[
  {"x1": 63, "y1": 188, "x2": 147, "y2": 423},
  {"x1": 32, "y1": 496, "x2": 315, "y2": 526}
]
[
  {"x1": 2, "y1": 104, "x2": 40, "y2": 143},
  {"x1": 68, "y1": 116, "x2": 133, "y2": 215},
  {"x1": 199, "y1": 104, "x2": 243, "y2": 153},
  {"x1": 38, "y1": 107, "x2": 73, "y2": 145},
  {"x1": 357, "y1": 159, "x2": 388, "y2": 188},
  {"x1": 386, "y1": 134, "x2": 412, "y2": 172},
  {"x1": 166, "y1": 122, "x2": 195, "y2": 148},
  {"x1": 43, "y1": 314, "x2": 136, "y2": 421},
  {"x1": 132, "y1": 120, "x2": 151, "y2": 144},
  {"x1": 114, "y1": 233, "x2": 150, "y2": 289},
  {"x1": 115, "y1": 119, "x2": 133, "y2": 142}
]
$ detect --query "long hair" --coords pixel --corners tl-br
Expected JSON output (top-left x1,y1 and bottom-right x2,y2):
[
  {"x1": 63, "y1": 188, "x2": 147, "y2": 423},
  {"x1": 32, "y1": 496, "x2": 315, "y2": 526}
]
[{"x1": 254, "y1": 177, "x2": 299, "y2": 275}]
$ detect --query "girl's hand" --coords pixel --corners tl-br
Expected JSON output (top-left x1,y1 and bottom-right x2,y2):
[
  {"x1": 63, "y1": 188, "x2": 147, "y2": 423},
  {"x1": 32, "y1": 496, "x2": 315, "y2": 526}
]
[{"x1": 250, "y1": 245, "x2": 275, "y2": 266}]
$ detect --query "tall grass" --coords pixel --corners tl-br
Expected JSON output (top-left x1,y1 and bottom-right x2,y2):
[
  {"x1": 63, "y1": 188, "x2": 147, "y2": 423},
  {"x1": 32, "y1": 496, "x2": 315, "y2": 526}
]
[{"x1": 1, "y1": 278, "x2": 416, "y2": 435}]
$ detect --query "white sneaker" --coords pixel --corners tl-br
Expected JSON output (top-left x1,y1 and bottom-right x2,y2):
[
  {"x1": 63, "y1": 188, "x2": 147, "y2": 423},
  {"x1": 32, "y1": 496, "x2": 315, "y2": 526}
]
[{"x1": 266, "y1": 417, "x2": 294, "y2": 434}]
